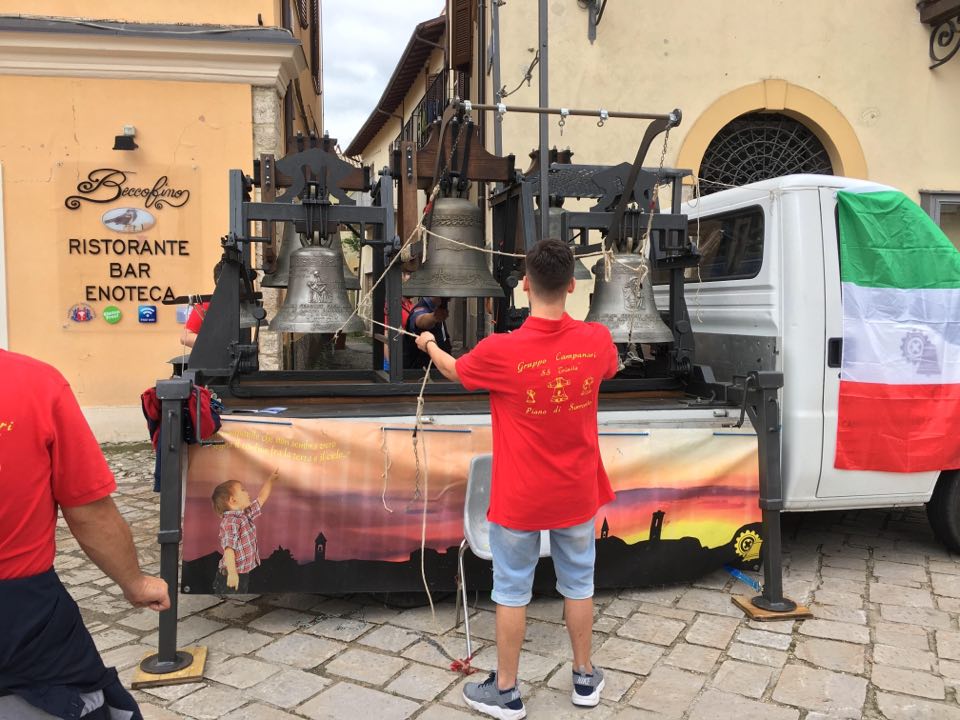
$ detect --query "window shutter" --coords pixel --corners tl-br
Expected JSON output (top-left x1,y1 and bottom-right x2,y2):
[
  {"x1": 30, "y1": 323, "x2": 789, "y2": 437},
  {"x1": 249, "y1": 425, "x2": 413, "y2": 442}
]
[{"x1": 450, "y1": 0, "x2": 474, "y2": 71}]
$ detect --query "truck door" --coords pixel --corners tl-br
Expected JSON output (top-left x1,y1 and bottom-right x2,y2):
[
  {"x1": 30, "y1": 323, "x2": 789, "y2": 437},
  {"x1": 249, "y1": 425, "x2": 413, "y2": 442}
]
[{"x1": 816, "y1": 188, "x2": 937, "y2": 499}]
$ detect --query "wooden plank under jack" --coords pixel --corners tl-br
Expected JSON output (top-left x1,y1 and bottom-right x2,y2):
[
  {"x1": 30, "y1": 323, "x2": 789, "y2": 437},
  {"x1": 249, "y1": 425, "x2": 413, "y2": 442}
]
[
  {"x1": 131, "y1": 646, "x2": 207, "y2": 689},
  {"x1": 732, "y1": 595, "x2": 812, "y2": 621}
]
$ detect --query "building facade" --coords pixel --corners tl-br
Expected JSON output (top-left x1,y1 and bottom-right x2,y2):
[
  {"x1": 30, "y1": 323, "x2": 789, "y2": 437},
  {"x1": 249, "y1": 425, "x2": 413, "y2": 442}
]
[{"x1": 0, "y1": 1, "x2": 323, "y2": 439}]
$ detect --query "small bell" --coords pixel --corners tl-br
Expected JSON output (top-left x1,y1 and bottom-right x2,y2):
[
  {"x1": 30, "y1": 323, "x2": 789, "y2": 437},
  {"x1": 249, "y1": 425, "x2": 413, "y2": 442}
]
[
  {"x1": 269, "y1": 245, "x2": 363, "y2": 333},
  {"x1": 585, "y1": 254, "x2": 673, "y2": 344}
]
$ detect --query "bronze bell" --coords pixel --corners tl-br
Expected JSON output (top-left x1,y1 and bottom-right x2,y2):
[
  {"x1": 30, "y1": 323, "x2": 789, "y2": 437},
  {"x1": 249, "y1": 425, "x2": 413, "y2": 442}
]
[
  {"x1": 330, "y1": 232, "x2": 361, "y2": 291},
  {"x1": 269, "y1": 245, "x2": 363, "y2": 333},
  {"x1": 585, "y1": 254, "x2": 674, "y2": 344},
  {"x1": 404, "y1": 197, "x2": 504, "y2": 298},
  {"x1": 262, "y1": 222, "x2": 300, "y2": 288}
]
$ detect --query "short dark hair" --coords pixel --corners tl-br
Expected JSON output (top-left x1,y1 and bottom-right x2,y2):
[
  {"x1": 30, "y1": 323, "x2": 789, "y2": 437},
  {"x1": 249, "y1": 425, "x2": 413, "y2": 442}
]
[
  {"x1": 211, "y1": 479, "x2": 240, "y2": 516},
  {"x1": 525, "y1": 239, "x2": 574, "y2": 299}
]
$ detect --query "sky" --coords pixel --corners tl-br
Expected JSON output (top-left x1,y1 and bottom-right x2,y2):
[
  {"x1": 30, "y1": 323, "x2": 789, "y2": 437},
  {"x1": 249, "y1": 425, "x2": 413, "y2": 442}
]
[{"x1": 323, "y1": 1, "x2": 445, "y2": 150}]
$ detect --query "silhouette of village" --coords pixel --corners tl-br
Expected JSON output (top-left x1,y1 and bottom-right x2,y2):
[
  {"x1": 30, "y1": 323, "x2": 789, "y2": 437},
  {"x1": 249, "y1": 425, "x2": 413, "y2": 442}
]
[{"x1": 182, "y1": 511, "x2": 763, "y2": 595}]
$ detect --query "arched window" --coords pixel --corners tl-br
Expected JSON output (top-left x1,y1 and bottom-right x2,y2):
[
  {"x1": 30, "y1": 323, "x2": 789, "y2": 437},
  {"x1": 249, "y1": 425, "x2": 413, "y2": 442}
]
[{"x1": 698, "y1": 113, "x2": 833, "y2": 194}]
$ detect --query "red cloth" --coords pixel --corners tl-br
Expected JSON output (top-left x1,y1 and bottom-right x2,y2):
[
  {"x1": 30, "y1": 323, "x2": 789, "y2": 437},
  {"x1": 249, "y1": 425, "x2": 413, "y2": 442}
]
[
  {"x1": 185, "y1": 302, "x2": 209, "y2": 333},
  {"x1": 383, "y1": 297, "x2": 415, "y2": 330},
  {"x1": 455, "y1": 314, "x2": 619, "y2": 530},
  {"x1": 0, "y1": 351, "x2": 116, "y2": 579},
  {"x1": 218, "y1": 498, "x2": 262, "y2": 574}
]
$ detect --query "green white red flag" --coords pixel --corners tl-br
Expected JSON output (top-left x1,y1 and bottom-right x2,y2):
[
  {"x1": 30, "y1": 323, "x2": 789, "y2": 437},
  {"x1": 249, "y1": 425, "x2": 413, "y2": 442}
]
[{"x1": 835, "y1": 190, "x2": 960, "y2": 472}]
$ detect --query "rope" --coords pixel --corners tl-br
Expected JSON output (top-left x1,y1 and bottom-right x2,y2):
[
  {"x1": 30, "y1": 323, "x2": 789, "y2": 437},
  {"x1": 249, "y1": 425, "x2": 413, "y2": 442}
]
[
  {"x1": 421, "y1": 227, "x2": 527, "y2": 258},
  {"x1": 379, "y1": 428, "x2": 393, "y2": 513}
]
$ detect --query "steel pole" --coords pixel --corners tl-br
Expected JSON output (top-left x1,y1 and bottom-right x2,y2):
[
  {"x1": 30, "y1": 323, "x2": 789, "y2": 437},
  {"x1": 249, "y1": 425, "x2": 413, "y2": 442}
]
[{"x1": 537, "y1": 0, "x2": 548, "y2": 240}]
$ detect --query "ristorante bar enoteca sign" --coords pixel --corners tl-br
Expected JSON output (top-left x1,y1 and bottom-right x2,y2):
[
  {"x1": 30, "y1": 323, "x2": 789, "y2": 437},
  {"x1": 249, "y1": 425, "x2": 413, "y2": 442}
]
[{"x1": 59, "y1": 165, "x2": 198, "y2": 321}]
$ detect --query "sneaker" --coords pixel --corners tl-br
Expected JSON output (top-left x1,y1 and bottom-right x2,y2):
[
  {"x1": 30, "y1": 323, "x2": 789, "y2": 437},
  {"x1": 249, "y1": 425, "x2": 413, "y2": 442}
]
[
  {"x1": 463, "y1": 671, "x2": 526, "y2": 720},
  {"x1": 572, "y1": 665, "x2": 605, "y2": 707}
]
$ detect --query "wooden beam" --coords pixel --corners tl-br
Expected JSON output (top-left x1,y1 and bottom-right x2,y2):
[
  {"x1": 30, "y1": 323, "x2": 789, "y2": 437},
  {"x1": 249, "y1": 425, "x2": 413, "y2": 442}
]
[{"x1": 396, "y1": 142, "x2": 420, "y2": 246}]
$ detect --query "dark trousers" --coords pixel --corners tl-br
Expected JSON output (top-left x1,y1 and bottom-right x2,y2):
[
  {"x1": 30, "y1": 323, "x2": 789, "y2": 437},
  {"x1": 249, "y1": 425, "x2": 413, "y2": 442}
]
[
  {"x1": 212, "y1": 569, "x2": 250, "y2": 595},
  {"x1": 0, "y1": 569, "x2": 141, "y2": 719}
]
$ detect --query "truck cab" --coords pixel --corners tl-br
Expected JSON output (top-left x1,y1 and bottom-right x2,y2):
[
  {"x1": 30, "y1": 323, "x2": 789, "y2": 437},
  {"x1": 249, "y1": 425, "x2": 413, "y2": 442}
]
[{"x1": 662, "y1": 175, "x2": 951, "y2": 517}]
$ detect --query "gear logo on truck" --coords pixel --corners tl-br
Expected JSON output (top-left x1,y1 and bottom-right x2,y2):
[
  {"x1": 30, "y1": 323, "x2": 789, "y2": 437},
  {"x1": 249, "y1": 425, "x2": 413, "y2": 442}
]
[
  {"x1": 734, "y1": 529, "x2": 762, "y2": 563},
  {"x1": 900, "y1": 329, "x2": 940, "y2": 376}
]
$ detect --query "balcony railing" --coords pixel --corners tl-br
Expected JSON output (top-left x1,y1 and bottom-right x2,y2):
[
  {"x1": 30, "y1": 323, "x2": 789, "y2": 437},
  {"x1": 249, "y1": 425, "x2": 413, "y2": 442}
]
[{"x1": 395, "y1": 70, "x2": 469, "y2": 149}]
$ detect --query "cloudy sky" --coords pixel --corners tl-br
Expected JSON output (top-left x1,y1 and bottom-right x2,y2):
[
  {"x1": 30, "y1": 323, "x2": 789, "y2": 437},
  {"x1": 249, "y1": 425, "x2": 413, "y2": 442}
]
[{"x1": 323, "y1": 1, "x2": 445, "y2": 149}]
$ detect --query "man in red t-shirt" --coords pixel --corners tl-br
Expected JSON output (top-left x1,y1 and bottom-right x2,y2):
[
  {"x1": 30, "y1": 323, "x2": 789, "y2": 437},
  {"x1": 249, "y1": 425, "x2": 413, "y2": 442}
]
[
  {"x1": 416, "y1": 239, "x2": 618, "y2": 718},
  {"x1": 0, "y1": 350, "x2": 169, "y2": 717}
]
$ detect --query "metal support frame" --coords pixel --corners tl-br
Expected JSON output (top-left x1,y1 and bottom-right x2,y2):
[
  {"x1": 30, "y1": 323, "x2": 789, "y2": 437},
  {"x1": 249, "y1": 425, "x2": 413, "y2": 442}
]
[{"x1": 140, "y1": 378, "x2": 193, "y2": 675}]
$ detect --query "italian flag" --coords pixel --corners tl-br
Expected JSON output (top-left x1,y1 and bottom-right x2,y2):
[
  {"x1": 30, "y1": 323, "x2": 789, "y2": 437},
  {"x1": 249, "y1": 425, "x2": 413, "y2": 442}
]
[{"x1": 835, "y1": 190, "x2": 960, "y2": 473}]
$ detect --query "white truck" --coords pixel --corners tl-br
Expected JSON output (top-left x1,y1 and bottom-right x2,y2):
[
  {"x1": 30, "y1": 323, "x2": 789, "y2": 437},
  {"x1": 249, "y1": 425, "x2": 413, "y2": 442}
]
[{"x1": 664, "y1": 174, "x2": 960, "y2": 548}]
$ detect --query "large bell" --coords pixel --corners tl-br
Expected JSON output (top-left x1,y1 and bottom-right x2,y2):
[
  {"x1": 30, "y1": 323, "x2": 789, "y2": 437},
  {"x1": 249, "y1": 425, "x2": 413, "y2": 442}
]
[
  {"x1": 330, "y1": 232, "x2": 361, "y2": 290},
  {"x1": 269, "y1": 245, "x2": 364, "y2": 333},
  {"x1": 261, "y1": 222, "x2": 300, "y2": 288},
  {"x1": 404, "y1": 197, "x2": 504, "y2": 298},
  {"x1": 585, "y1": 254, "x2": 674, "y2": 344},
  {"x1": 534, "y1": 206, "x2": 591, "y2": 280}
]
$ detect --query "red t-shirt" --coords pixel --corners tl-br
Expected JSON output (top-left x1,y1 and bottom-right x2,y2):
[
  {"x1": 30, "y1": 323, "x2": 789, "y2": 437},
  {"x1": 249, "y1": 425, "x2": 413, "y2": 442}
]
[
  {"x1": 456, "y1": 314, "x2": 619, "y2": 530},
  {"x1": 0, "y1": 351, "x2": 116, "y2": 579},
  {"x1": 185, "y1": 302, "x2": 209, "y2": 333}
]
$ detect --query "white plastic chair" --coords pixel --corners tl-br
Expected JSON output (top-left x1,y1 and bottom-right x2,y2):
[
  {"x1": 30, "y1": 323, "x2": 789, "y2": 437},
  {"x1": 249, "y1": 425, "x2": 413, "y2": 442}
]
[{"x1": 457, "y1": 454, "x2": 551, "y2": 658}]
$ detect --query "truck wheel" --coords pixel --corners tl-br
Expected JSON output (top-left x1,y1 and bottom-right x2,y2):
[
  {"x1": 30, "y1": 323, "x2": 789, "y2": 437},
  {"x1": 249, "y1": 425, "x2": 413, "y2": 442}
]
[{"x1": 927, "y1": 470, "x2": 960, "y2": 552}]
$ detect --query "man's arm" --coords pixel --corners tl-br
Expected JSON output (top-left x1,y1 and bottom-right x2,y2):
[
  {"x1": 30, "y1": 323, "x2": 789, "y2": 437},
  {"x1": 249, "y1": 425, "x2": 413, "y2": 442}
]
[
  {"x1": 62, "y1": 496, "x2": 170, "y2": 611},
  {"x1": 415, "y1": 331, "x2": 459, "y2": 382},
  {"x1": 180, "y1": 328, "x2": 198, "y2": 348},
  {"x1": 414, "y1": 307, "x2": 448, "y2": 330},
  {"x1": 258, "y1": 467, "x2": 279, "y2": 506}
]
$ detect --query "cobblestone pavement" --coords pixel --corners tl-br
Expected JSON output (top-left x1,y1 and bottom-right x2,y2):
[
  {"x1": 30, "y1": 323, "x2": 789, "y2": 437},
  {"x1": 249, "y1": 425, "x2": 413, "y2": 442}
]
[{"x1": 63, "y1": 444, "x2": 960, "y2": 719}]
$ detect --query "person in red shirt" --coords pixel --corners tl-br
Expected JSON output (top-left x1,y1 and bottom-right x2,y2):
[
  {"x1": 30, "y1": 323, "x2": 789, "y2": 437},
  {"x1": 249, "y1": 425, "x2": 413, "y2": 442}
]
[
  {"x1": 0, "y1": 350, "x2": 169, "y2": 718},
  {"x1": 416, "y1": 239, "x2": 618, "y2": 718},
  {"x1": 180, "y1": 260, "x2": 225, "y2": 348}
]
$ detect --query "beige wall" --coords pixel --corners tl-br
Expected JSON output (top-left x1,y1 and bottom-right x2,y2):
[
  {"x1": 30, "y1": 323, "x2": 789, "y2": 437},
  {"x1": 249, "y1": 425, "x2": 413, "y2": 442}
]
[
  {"x1": 0, "y1": 0, "x2": 278, "y2": 25},
  {"x1": 0, "y1": 76, "x2": 253, "y2": 410}
]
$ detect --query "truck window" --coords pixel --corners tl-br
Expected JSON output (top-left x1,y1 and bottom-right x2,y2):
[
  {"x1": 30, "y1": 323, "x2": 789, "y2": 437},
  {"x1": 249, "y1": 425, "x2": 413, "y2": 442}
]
[{"x1": 654, "y1": 206, "x2": 764, "y2": 284}]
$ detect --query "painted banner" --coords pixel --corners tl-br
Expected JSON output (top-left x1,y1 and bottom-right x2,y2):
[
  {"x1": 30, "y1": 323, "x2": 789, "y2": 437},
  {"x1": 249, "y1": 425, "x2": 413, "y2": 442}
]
[{"x1": 182, "y1": 418, "x2": 762, "y2": 594}]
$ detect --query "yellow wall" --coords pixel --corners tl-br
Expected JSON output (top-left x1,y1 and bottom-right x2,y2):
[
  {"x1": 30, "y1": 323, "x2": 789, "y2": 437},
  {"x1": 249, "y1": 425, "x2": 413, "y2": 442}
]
[
  {"x1": 0, "y1": 0, "x2": 278, "y2": 26},
  {"x1": 0, "y1": 76, "x2": 253, "y2": 406}
]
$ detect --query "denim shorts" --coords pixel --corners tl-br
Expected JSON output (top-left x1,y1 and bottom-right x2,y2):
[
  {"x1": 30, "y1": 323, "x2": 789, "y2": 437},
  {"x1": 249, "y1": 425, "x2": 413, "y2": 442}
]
[{"x1": 488, "y1": 518, "x2": 597, "y2": 607}]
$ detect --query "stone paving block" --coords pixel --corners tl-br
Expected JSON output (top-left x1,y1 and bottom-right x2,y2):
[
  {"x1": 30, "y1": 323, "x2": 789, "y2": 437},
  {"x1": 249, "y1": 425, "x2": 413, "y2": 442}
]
[
  {"x1": 735, "y1": 627, "x2": 792, "y2": 650},
  {"x1": 688, "y1": 689, "x2": 799, "y2": 720},
  {"x1": 202, "y1": 627, "x2": 273, "y2": 654},
  {"x1": 676, "y1": 588, "x2": 742, "y2": 617},
  {"x1": 204, "y1": 601, "x2": 264, "y2": 623},
  {"x1": 264, "y1": 593, "x2": 319, "y2": 612},
  {"x1": 618, "y1": 586, "x2": 684, "y2": 606},
  {"x1": 809, "y1": 604, "x2": 867, "y2": 625},
  {"x1": 813, "y1": 589, "x2": 864, "y2": 608},
  {"x1": 932, "y1": 573, "x2": 960, "y2": 599},
  {"x1": 727, "y1": 642, "x2": 788, "y2": 668},
  {"x1": 524, "y1": 619, "x2": 602, "y2": 658},
  {"x1": 176, "y1": 594, "x2": 223, "y2": 617},
  {"x1": 523, "y1": 596, "x2": 566, "y2": 623},
  {"x1": 77, "y1": 593, "x2": 130, "y2": 615},
  {"x1": 882, "y1": 604, "x2": 951, "y2": 629},
  {"x1": 389, "y1": 605, "x2": 460, "y2": 633},
  {"x1": 221, "y1": 703, "x2": 302, "y2": 720},
  {"x1": 255, "y1": 633, "x2": 344, "y2": 669},
  {"x1": 616, "y1": 612, "x2": 686, "y2": 646},
  {"x1": 139, "y1": 703, "x2": 187, "y2": 719},
  {"x1": 634, "y1": 601, "x2": 695, "y2": 622},
  {"x1": 747, "y1": 619, "x2": 794, "y2": 635},
  {"x1": 140, "y1": 680, "x2": 206, "y2": 702},
  {"x1": 546, "y1": 661, "x2": 636, "y2": 702},
  {"x1": 310, "y1": 598, "x2": 364, "y2": 617},
  {"x1": 301, "y1": 616, "x2": 373, "y2": 642},
  {"x1": 693, "y1": 569, "x2": 731, "y2": 591},
  {"x1": 141, "y1": 615, "x2": 225, "y2": 646},
  {"x1": 401, "y1": 640, "x2": 466, "y2": 670},
  {"x1": 118, "y1": 608, "x2": 162, "y2": 632},
  {"x1": 772, "y1": 664, "x2": 867, "y2": 718},
  {"x1": 593, "y1": 637, "x2": 663, "y2": 675},
  {"x1": 248, "y1": 608, "x2": 315, "y2": 635},
  {"x1": 663, "y1": 642, "x2": 720, "y2": 673},
  {"x1": 169, "y1": 685, "x2": 247, "y2": 719},
  {"x1": 298, "y1": 682, "x2": 419, "y2": 720},
  {"x1": 876, "y1": 692, "x2": 960, "y2": 720},
  {"x1": 68, "y1": 586, "x2": 101, "y2": 602},
  {"x1": 357, "y1": 624, "x2": 419, "y2": 652},
  {"x1": 471, "y1": 645, "x2": 560, "y2": 682},
  {"x1": 416, "y1": 705, "x2": 476, "y2": 720},
  {"x1": 869, "y1": 582, "x2": 934, "y2": 608},
  {"x1": 872, "y1": 665, "x2": 945, "y2": 699},
  {"x1": 874, "y1": 621, "x2": 930, "y2": 650},
  {"x1": 684, "y1": 614, "x2": 740, "y2": 649},
  {"x1": 937, "y1": 596, "x2": 960, "y2": 613},
  {"x1": 205, "y1": 656, "x2": 281, "y2": 689},
  {"x1": 525, "y1": 687, "x2": 618, "y2": 719},
  {"x1": 821, "y1": 565, "x2": 867, "y2": 582},
  {"x1": 929, "y1": 560, "x2": 960, "y2": 576},
  {"x1": 794, "y1": 638, "x2": 865, "y2": 674},
  {"x1": 100, "y1": 643, "x2": 155, "y2": 671},
  {"x1": 710, "y1": 658, "x2": 774, "y2": 698},
  {"x1": 325, "y1": 647, "x2": 407, "y2": 685},
  {"x1": 245, "y1": 667, "x2": 330, "y2": 708},
  {"x1": 818, "y1": 577, "x2": 865, "y2": 595},
  {"x1": 798, "y1": 619, "x2": 870, "y2": 644},
  {"x1": 92, "y1": 628, "x2": 139, "y2": 652},
  {"x1": 385, "y1": 662, "x2": 456, "y2": 701},
  {"x1": 823, "y1": 555, "x2": 868, "y2": 570},
  {"x1": 873, "y1": 643, "x2": 937, "y2": 672},
  {"x1": 628, "y1": 665, "x2": 706, "y2": 718},
  {"x1": 604, "y1": 598, "x2": 639, "y2": 618}
]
